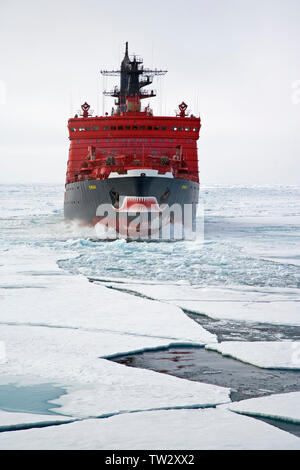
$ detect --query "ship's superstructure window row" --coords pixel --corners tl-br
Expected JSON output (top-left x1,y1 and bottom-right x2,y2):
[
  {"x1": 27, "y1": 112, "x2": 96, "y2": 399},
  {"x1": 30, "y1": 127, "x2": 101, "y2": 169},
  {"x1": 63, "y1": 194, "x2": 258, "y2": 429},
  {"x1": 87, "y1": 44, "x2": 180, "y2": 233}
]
[
  {"x1": 72, "y1": 138, "x2": 194, "y2": 145},
  {"x1": 70, "y1": 125, "x2": 197, "y2": 132}
]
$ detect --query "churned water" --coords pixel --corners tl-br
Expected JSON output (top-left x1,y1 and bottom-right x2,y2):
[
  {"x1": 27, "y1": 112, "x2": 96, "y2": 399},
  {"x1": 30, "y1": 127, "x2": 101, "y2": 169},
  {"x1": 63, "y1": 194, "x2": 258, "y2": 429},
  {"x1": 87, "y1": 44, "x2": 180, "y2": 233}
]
[{"x1": 1, "y1": 184, "x2": 299, "y2": 288}]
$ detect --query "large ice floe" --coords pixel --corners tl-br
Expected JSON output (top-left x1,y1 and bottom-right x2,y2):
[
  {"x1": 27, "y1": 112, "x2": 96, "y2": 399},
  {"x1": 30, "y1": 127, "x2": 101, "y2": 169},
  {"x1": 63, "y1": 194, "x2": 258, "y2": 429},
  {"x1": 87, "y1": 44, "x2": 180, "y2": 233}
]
[
  {"x1": 0, "y1": 410, "x2": 74, "y2": 432},
  {"x1": 0, "y1": 324, "x2": 230, "y2": 418},
  {"x1": 205, "y1": 341, "x2": 300, "y2": 369},
  {"x1": 0, "y1": 408, "x2": 300, "y2": 450},
  {"x1": 226, "y1": 392, "x2": 300, "y2": 424},
  {"x1": 97, "y1": 281, "x2": 300, "y2": 326},
  {"x1": 0, "y1": 249, "x2": 215, "y2": 344}
]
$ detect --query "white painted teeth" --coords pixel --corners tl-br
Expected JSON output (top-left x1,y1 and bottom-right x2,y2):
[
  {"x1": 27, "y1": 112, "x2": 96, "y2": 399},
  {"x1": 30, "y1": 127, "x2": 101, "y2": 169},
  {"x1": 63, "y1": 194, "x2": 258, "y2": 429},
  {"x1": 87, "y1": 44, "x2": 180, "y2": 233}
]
[{"x1": 131, "y1": 197, "x2": 145, "y2": 202}]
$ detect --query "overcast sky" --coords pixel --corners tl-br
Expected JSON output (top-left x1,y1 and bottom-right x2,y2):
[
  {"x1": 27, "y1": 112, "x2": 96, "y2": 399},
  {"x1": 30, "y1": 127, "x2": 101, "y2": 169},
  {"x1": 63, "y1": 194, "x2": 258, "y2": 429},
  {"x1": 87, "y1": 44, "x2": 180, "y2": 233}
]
[{"x1": 0, "y1": 0, "x2": 299, "y2": 184}]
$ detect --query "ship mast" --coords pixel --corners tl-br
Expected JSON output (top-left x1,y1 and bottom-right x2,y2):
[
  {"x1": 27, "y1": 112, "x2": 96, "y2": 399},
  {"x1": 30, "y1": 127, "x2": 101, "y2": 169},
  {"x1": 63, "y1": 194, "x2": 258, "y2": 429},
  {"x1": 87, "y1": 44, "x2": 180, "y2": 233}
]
[{"x1": 101, "y1": 42, "x2": 167, "y2": 114}]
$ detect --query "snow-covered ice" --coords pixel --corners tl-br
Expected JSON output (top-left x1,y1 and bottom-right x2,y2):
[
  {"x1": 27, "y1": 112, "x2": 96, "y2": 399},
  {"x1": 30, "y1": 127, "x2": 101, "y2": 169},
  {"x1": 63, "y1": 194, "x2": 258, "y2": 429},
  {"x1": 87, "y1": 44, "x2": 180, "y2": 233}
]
[
  {"x1": 245, "y1": 245, "x2": 300, "y2": 267},
  {"x1": 0, "y1": 248, "x2": 229, "y2": 421},
  {"x1": 0, "y1": 410, "x2": 73, "y2": 431},
  {"x1": 52, "y1": 363, "x2": 230, "y2": 418},
  {"x1": 0, "y1": 249, "x2": 216, "y2": 346},
  {"x1": 97, "y1": 281, "x2": 300, "y2": 326},
  {"x1": 1, "y1": 408, "x2": 300, "y2": 450},
  {"x1": 226, "y1": 392, "x2": 300, "y2": 424},
  {"x1": 206, "y1": 341, "x2": 300, "y2": 369},
  {"x1": 0, "y1": 324, "x2": 230, "y2": 418}
]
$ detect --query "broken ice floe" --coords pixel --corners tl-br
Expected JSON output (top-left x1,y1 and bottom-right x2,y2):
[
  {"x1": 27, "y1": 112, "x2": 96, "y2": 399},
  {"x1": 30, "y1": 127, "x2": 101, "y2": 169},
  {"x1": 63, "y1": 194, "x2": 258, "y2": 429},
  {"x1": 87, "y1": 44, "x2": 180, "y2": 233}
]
[
  {"x1": 206, "y1": 341, "x2": 300, "y2": 369},
  {"x1": 0, "y1": 408, "x2": 300, "y2": 450},
  {"x1": 0, "y1": 410, "x2": 74, "y2": 432},
  {"x1": 225, "y1": 391, "x2": 300, "y2": 424},
  {"x1": 0, "y1": 324, "x2": 229, "y2": 418},
  {"x1": 0, "y1": 250, "x2": 216, "y2": 345},
  {"x1": 97, "y1": 281, "x2": 300, "y2": 327}
]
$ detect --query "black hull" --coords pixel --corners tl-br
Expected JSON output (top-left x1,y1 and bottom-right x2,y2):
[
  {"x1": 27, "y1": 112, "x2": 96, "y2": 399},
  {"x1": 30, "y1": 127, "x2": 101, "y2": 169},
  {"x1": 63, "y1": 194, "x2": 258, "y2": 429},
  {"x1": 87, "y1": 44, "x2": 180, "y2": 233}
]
[
  {"x1": 64, "y1": 176, "x2": 199, "y2": 221},
  {"x1": 65, "y1": 176, "x2": 199, "y2": 240}
]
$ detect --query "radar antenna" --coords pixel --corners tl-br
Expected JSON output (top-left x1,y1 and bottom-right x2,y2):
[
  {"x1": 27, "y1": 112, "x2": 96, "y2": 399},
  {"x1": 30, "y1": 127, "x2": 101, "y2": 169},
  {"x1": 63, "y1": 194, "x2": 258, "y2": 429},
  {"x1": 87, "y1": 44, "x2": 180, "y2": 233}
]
[{"x1": 100, "y1": 42, "x2": 167, "y2": 112}]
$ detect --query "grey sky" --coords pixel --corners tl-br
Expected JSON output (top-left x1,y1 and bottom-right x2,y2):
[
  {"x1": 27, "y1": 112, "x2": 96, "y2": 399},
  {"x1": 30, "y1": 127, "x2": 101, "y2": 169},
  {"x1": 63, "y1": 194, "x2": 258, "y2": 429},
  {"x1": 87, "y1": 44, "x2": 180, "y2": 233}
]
[{"x1": 0, "y1": 0, "x2": 299, "y2": 184}]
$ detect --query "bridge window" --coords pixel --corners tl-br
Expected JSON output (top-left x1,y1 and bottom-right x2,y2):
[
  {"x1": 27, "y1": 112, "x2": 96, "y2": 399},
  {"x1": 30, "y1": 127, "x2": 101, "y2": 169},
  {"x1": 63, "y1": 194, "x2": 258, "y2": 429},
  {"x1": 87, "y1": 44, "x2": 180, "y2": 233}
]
[
  {"x1": 104, "y1": 126, "x2": 109, "y2": 131},
  {"x1": 125, "y1": 126, "x2": 131, "y2": 130},
  {"x1": 93, "y1": 126, "x2": 99, "y2": 131},
  {"x1": 193, "y1": 127, "x2": 198, "y2": 132},
  {"x1": 172, "y1": 127, "x2": 177, "y2": 131},
  {"x1": 178, "y1": 126, "x2": 183, "y2": 131},
  {"x1": 79, "y1": 127, "x2": 84, "y2": 131},
  {"x1": 140, "y1": 125, "x2": 145, "y2": 130},
  {"x1": 147, "y1": 126, "x2": 152, "y2": 130},
  {"x1": 85, "y1": 126, "x2": 91, "y2": 131},
  {"x1": 161, "y1": 126, "x2": 166, "y2": 130},
  {"x1": 185, "y1": 127, "x2": 190, "y2": 131},
  {"x1": 118, "y1": 126, "x2": 123, "y2": 130},
  {"x1": 133, "y1": 125, "x2": 138, "y2": 130},
  {"x1": 70, "y1": 128, "x2": 76, "y2": 132},
  {"x1": 154, "y1": 126, "x2": 159, "y2": 130},
  {"x1": 111, "y1": 126, "x2": 116, "y2": 130}
]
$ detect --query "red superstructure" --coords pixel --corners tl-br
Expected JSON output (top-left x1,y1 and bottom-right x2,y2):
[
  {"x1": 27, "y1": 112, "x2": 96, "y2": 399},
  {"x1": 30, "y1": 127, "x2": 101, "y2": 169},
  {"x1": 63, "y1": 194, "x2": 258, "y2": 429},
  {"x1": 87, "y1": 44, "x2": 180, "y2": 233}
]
[{"x1": 66, "y1": 102, "x2": 200, "y2": 185}]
